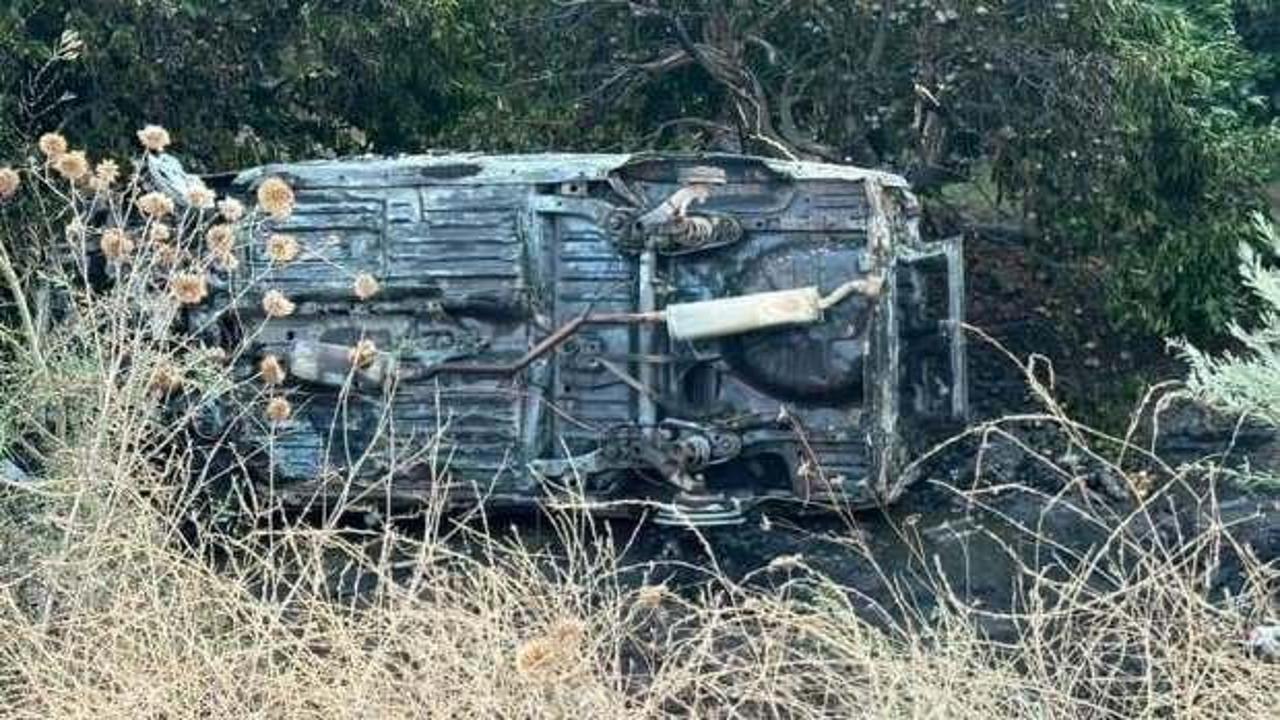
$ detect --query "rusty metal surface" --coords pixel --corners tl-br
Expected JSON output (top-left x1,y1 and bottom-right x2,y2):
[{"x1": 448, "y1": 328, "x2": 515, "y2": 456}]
[{"x1": 189, "y1": 153, "x2": 965, "y2": 523}]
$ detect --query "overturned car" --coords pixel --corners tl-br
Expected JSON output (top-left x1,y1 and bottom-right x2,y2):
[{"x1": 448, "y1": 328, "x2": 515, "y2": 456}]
[{"x1": 189, "y1": 153, "x2": 966, "y2": 526}]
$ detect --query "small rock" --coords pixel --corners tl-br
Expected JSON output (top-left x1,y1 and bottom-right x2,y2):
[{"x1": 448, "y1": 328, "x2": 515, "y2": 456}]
[{"x1": 1083, "y1": 357, "x2": 1102, "y2": 369}]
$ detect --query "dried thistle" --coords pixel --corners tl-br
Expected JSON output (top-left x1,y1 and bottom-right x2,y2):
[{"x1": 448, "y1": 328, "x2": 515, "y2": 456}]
[
  {"x1": 211, "y1": 247, "x2": 239, "y2": 272},
  {"x1": 53, "y1": 150, "x2": 89, "y2": 182},
  {"x1": 155, "y1": 242, "x2": 182, "y2": 268},
  {"x1": 217, "y1": 197, "x2": 245, "y2": 223},
  {"x1": 186, "y1": 182, "x2": 216, "y2": 210},
  {"x1": 100, "y1": 228, "x2": 134, "y2": 261},
  {"x1": 265, "y1": 396, "x2": 292, "y2": 423},
  {"x1": 170, "y1": 271, "x2": 209, "y2": 305},
  {"x1": 514, "y1": 639, "x2": 557, "y2": 678},
  {"x1": 0, "y1": 167, "x2": 18, "y2": 200},
  {"x1": 94, "y1": 159, "x2": 120, "y2": 186},
  {"x1": 137, "y1": 191, "x2": 175, "y2": 218},
  {"x1": 149, "y1": 362, "x2": 184, "y2": 394},
  {"x1": 514, "y1": 619, "x2": 586, "y2": 679},
  {"x1": 256, "y1": 177, "x2": 295, "y2": 220},
  {"x1": 148, "y1": 223, "x2": 173, "y2": 244},
  {"x1": 206, "y1": 223, "x2": 235, "y2": 253},
  {"x1": 259, "y1": 355, "x2": 287, "y2": 385},
  {"x1": 265, "y1": 233, "x2": 301, "y2": 264},
  {"x1": 348, "y1": 338, "x2": 377, "y2": 368},
  {"x1": 1129, "y1": 470, "x2": 1155, "y2": 500},
  {"x1": 634, "y1": 584, "x2": 667, "y2": 610},
  {"x1": 38, "y1": 132, "x2": 67, "y2": 158},
  {"x1": 262, "y1": 289, "x2": 296, "y2": 318},
  {"x1": 136, "y1": 124, "x2": 172, "y2": 153},
  {"x1": 353, "y1": 272, "x2": 380, "y2": 301}
]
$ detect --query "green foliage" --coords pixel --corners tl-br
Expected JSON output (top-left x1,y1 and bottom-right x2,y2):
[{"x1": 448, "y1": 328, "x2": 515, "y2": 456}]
[
  {"x1": 0, "y1": 0, "x2": 499, "y2": 170},
  {"x1": 1176, "y1": 213, "x2": 1280, "y2": 486},
  {"x1": 1236, "y1": 0, "x2": 1278, "y2": 112},
  {"x1": 448, "y1": 0, "x2": 1278, "y2": 338},
  {"x1": 1179, "y1": 214, "x2": 1280, "y2": 420},
  {"x1": 1041, "y1": 1, "x2": 1280, "y2": 337},
  {"x1": 0, "y1": 0, "x2": 1276, "y2": 338}
]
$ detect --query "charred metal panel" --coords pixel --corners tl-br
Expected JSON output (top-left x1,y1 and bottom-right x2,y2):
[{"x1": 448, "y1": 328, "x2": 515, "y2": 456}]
[
  {"x1": 897, "y1": 237, "x2": 968, "y2": 423},
  {"x1": 192, "y1": 153, "x2": 965, "y2": 523}
]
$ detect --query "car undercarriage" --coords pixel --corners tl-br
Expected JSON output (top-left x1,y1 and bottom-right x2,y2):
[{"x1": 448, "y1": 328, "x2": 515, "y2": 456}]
[{"x1": 185, "y1": 153, "x2": 966, "y2": 526}]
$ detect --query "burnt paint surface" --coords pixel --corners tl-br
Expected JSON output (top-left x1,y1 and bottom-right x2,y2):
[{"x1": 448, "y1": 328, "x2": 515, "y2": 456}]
[{"x1": 193, "y1": 153, "x2": 965, "y2": 518}]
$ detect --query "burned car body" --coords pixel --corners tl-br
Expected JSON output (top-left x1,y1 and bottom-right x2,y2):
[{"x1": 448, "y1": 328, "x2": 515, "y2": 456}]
[{"x1": 193, "y1": 153, "x2": 966, "y2": 525}]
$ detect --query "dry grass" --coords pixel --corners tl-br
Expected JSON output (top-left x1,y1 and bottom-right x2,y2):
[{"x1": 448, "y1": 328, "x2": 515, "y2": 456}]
[{"x1": 0, "y1": 134, "x2": 1277, "y2": 718}]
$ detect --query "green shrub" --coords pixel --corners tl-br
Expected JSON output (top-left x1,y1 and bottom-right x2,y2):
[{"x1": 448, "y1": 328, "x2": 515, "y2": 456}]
[
  {"x1": 1177, "y1": 213, "x2": 1280, "y2": 486},
  {"x1": 1, "y1": 1, "x2": 1276, "y2": 338},
  {"x1": 0, "y1": 0, "x2": 498, "y2": 171}
]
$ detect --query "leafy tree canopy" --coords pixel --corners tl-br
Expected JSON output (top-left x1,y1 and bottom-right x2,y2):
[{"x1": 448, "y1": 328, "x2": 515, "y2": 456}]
[{"x1": 0, "y1": 0, "x2": 1276, "y2": 338}]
